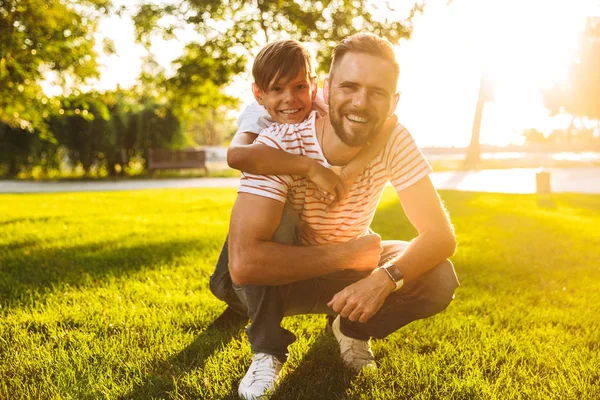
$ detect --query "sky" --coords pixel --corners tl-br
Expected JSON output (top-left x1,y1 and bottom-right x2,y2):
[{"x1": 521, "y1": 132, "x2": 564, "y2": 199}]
[{"x1": 62, "y1": 0, "x2": 600, "y2": 147}]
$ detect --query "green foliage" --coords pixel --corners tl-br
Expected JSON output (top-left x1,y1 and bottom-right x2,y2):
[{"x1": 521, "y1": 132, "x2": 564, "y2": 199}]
[
  {"x1": 0, "y1": 89, "x2": 186, "y2": 177},
  {"x1": 0, "y1": 188, "x2": 599, "y2": 398},
  {"x1": 0, "y1": 122, "x2": 61, "y2": 177},
  {"x1": 0, "y1": 0, "x2": 110, "y2": 136},
  {"x1": 132, "y1": 0, "x2": 420, "y2": 74},
  {"x1": 543, "y1": 17, "x2": 600, "y2": 121}
]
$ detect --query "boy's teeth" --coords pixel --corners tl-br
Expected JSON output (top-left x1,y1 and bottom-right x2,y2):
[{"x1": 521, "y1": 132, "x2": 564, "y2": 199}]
[
  {"x1": 281, "y1": 109, "x2": 300, "y2": 114},
  {"x1": 347, "y1": 114, "x2": 368, "y2": 123}
]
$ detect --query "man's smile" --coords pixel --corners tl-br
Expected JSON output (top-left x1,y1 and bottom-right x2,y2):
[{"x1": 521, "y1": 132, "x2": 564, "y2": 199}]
[{"x1": 346, "y1": 114, "x2": 369, "y2": 124}]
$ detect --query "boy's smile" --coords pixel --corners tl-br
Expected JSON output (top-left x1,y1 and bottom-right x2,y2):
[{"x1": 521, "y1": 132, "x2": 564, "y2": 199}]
[{"x1": 253, "y1": 69, "x2": 317, "y2": 125}]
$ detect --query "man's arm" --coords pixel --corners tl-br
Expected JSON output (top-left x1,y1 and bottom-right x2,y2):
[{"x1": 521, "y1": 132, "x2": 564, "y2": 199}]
[
  {"x1": 228, "y1": 193, "x2": 383, "y2": 286},
  {"x1": 328, "y1": 176, "x2": 456, "y2": 322}
]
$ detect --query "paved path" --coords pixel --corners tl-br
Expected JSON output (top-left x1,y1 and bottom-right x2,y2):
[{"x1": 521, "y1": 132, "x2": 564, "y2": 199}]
[{"x1": 1, "y1": 167, "x2": 599, "y2": 194}]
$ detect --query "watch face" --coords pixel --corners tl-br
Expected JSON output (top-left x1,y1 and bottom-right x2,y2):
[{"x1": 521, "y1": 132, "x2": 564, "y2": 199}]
[{"x1": 385, "y1": 264, "x2": 404, "y2": 282}]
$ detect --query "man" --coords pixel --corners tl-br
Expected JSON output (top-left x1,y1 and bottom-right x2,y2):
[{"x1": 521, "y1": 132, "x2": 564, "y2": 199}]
[{"x1": 225, "y1": 33, "x2": 459, "y2": 399}]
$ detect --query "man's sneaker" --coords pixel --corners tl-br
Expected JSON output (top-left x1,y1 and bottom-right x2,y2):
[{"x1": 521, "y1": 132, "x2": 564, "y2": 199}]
[
  {"x1": 331, "y1": 315, "x2": 376, "y2": 372},
  {"x1": 238, "y1": 353, "x2": 283, "y2": 399}
]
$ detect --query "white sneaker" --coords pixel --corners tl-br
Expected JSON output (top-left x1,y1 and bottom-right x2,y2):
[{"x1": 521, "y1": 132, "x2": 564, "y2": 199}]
[
  {"x1": 331, "y1": 315, "x2": 376, "y2": 372},
  {"x1": 238, "y1": 353, "x2": 283, "y2": 399}
]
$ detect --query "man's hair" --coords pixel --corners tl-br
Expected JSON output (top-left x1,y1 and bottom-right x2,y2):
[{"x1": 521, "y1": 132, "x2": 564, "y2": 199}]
[
  {"x1": 252, "y1": 39, "x2": 316, "y2": 92},
  {"x1": 330, "y1": 33, "x2": 399, "y2": 83}
]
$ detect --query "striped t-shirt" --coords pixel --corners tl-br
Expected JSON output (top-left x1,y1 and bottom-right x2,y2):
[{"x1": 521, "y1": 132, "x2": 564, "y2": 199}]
[{"x1": 238, "y1": 111, "x2": 431, "y2": 246}]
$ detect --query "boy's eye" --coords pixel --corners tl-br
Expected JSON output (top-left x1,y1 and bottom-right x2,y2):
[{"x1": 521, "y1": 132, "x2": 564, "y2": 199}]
[
  {"x1": 297, "y1": 84, "x2": 308, "y2": 90},
  {"x1": 270, "y1": 87, "x2": 282, "y2": 92}
]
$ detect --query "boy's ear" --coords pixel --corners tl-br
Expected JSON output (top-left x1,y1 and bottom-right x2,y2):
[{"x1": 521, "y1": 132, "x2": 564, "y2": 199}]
[
  {"x1": 323, "y1": 77, "x2": 330, "y2": 105},
  {"x1": 252, "y1": 83, "x2": 264, "y2": 105}
]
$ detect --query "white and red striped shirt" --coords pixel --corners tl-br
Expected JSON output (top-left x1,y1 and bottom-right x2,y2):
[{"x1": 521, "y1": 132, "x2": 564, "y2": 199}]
[{"x1": 238, "y1": 111, "x2": 431, "y2": 245}]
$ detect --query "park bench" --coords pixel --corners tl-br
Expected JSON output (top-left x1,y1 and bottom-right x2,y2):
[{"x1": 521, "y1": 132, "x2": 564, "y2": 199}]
[{"x1": 148, "y1": 148, "x2": 208, "y2": 174}]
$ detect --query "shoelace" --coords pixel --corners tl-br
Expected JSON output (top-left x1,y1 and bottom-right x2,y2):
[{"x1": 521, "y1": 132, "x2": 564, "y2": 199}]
[
  {"x1": 340, "y1": 338, "x2": 373, "y2": 363},
  {"x1": 248, "y1": 354, "x2": 280, "y2": 384}
]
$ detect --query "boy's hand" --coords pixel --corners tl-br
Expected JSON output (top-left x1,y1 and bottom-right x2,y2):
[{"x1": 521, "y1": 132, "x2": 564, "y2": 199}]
[
  {"x1": 327, "y1": 113, "x2": 398, "y2": 209},
  {"x1": 308, "y1": 161, "x2": 344, "y2": 204},
  {"x1": 313, "y1": 96, "x2": 329, "y2": 116}
]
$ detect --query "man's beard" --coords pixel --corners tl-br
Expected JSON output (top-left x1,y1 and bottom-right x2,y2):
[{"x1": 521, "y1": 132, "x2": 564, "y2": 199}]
[{"x1": 328, "y1": 105, "x2": 384, "y2": 148}]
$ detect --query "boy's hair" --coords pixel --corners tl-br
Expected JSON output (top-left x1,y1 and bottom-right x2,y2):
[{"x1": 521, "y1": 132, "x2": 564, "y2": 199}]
[
  {"x1": 252, "y1": 39, "x2": 316, "y2": 92},
  {"x1": 330, "y1": 33, "x2": 399, "y2": 86}
]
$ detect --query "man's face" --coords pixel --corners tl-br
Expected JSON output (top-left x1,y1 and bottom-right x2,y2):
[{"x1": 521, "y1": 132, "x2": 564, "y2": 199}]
[
  {"x1": 325, "y1": 53, "x2": 399, "y2": 147},
  {"x1": 253, "y1": 69, "x2": 317, "y2": 124}
]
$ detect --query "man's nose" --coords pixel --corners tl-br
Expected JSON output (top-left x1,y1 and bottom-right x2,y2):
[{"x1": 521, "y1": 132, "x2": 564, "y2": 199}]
[{"x1": 352, "y1": 88, "x2": 368, "y2": 109}]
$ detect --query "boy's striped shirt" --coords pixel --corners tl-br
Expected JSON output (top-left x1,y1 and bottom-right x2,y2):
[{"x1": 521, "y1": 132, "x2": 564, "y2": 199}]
[{"x1": 238, "y1": 111, "x2": 431, "y2": 245}]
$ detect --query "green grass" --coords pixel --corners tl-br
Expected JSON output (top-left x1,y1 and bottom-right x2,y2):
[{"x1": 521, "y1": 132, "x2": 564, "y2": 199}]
[{"x1": 1, "y1": 188, "x2": 598, "y2": 399}]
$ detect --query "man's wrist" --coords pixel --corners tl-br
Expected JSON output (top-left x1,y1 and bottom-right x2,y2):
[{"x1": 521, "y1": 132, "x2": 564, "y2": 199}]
[
  {"x1": 379, "y1": 261, "x2": 405, "y2": 292},
  {"x1": 372, "y1": 268, "x2": 396, "y2": 293}
]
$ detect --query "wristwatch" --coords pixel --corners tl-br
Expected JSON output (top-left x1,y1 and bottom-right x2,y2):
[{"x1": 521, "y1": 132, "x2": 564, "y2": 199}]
[{"x1": 381, "y1": 262, "x2": 404, "y2": 291}]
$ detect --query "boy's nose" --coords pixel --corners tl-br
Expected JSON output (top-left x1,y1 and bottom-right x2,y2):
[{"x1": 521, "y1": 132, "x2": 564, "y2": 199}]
[{"x1": 283, "y1": 90, "x2": 294, "y2": 102}]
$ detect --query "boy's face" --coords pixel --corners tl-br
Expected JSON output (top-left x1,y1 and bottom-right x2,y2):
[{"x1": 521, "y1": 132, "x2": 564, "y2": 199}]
[{"x1": 252, "y1": 69, "x2": 317, "y2": 124}]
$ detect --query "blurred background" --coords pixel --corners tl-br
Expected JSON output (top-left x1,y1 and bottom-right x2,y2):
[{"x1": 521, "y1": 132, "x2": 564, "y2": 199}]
[{"x1": 1, "y1": 0, "x2": 599, "y2": 179}]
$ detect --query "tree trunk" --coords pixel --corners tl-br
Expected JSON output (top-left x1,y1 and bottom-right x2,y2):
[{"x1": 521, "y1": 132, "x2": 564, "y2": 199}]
[{"x1": 466, "y1": 96, "x2": 485, "y2": 166}]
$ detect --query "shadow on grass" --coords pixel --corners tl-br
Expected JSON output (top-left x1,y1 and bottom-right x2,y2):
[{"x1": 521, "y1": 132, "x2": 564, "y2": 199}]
[
  {"x1": 0, "y1": 235, "x2": 218, "y2": 309},
  {"x1": 272, "y1": 333, "x2": 354, "y2": 400},
  {"x1": 119, "y1": 307, "x2": 248, "y2": 399}
]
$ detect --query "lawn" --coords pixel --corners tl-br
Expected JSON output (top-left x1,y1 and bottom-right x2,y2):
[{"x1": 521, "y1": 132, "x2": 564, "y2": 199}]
[{"x1": 0, "y1": 188, "x2": 598, "y2": 399}]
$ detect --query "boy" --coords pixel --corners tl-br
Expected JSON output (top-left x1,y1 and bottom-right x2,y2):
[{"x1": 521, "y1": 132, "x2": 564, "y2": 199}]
[{"x1": 210, "y1": 39, "x2": 396, "y2": 317}]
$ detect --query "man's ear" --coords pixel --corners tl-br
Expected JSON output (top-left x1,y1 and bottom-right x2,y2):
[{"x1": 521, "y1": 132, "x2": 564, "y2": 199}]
[
  {"x1": 323, "y1": 77, "x2": 330, "y2": 105},
  {"x1": 389, "y1": 92, "x2": 400, "y2": 115},
  {"x1": 252, "y1": 83, "x2": 264, "y2": 105}
]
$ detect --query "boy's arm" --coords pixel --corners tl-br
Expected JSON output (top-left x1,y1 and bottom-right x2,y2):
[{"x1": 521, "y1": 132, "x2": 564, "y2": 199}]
[
  {"x1": 228, "y1": 133, "x2": 344, "y2": 202},
  {"x1": 328, "y1": 115, "x2": 398, "y2": 206}
]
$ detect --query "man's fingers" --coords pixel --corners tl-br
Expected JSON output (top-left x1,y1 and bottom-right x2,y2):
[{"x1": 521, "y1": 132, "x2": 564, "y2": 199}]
[
  {"x1": 358, "y1": 313, "x2": 371, "y2": 323},
  {"x1": 348, "y1": 308, "x2": 363, "y2": 322},
  {"x1": 339, "y1": 302, "x2": 356, "y2": 319}
]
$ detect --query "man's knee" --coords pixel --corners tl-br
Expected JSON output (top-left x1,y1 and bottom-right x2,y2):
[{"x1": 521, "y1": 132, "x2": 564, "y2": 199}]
[{"x1": 419, "y1": 259, "x2": 459, "y2": 314}]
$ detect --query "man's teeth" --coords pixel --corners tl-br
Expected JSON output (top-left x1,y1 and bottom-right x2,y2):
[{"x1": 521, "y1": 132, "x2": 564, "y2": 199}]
[
  {"x1": 347, "y1": 114, "x2": 368, "y2": 123},
  {"x1": 280, "y1": 109, "x2": 301, "y2": 114}
]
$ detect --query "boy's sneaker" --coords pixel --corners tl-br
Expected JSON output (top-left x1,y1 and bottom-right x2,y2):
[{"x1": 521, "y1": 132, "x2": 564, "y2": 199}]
[
  {"x1": 238, "y1": 353, "x2": 283, "y2": 399},
  {"x1": 331, "y1": 315, "x2": 376, "y2": 372}
]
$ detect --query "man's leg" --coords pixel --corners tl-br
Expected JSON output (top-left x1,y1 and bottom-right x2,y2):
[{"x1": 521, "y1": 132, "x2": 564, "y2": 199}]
[
  {"x1": 208, "y1": 236, "x2": 247, "y2": 316},
  {"x1": 233, "y1": 202, "x2": 308, "y2": 362},
  {"x1": 341, "y1": 240, "x2": 458, "y2": 340},
  {"x1": 313, "y1": 240, "x2": 459, "y2": 369},
  {"x1": 236, "y1": 203, "x2": 320, "y2": 399}
]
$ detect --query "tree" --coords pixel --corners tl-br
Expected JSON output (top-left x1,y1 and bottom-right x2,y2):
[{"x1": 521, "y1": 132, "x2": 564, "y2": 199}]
[
  {"x1": 0, "y1": 0, "x2": 111, "y2": 137},
  {"x1": 543, "y1": 17, "x2": 600, "y2": 138},
  {"x1": 465, "y1": 72, "x2": 493, "y2": 165},
  {"x1": 131, "y1": 0, "x2": 420, "y2": 87},
  {"x1": 0, "y1": 122, "x2": 61, "y2": 177}
]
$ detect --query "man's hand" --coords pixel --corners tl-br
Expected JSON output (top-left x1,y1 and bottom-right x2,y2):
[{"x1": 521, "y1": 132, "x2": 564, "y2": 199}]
[
  {"x1": 308, "y1": 161, "x2": 344, "y2": 204},
  {"x1": 327, "y1": 269, "x2": 395, "y2": 323}
]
